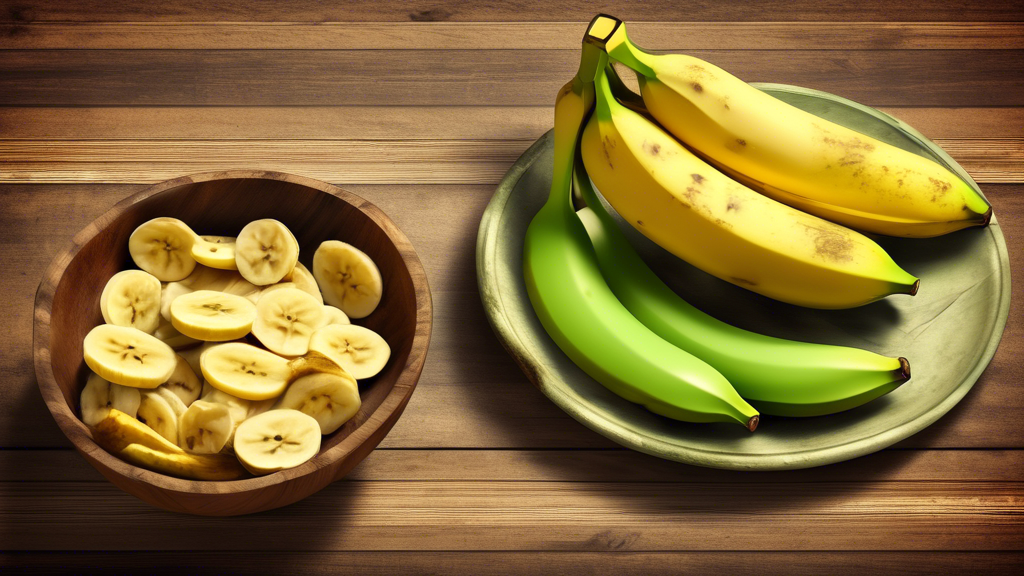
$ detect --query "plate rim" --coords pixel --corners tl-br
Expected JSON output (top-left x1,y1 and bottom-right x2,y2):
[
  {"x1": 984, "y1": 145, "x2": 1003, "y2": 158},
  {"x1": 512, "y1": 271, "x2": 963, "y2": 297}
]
[{"x1": 476, "y1": 84, "x2": 1012, "y2": 470}]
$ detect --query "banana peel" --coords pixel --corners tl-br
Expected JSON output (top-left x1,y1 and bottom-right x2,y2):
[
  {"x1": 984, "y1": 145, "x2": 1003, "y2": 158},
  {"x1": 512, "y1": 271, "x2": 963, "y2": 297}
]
[{"x1": 90, "y1": 409, "x2": 247, "y2": 481}]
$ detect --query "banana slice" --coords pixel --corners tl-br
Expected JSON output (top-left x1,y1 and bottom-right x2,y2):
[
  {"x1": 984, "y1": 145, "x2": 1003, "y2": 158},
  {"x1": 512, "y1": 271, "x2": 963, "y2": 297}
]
[
  {"x1": 282, "y1": 262, "x2": 323, "y2": 304},
  {"x1": 99, "y1": 270, "x2": 162, "y2": 334},
  {"x1": 201, "y1": 382, "x2": 252, "y2": 424},
  {"x1": 252, "y1": 288, "x2": 326, "y2": 356},
  {"x1": 200, "y1": 343, "x2": 293, "y2": 400},
  {"x1": 128, "y1": 217, "x2": 198, "y2": 281},
  {"x1": 137, "y1": 388, "x2": 187, "y2": 445},
  {"x1": 178, "y1": 400, "x2": 233, "y2": 454},
  {"x1": 257, "y1": 282, "x2": 299, "y2": 299},
  {"x1": 200, "y1": 383, "x2": 252, "y2": 449},
  {"x1": 83, "y1": 325, "x2": 177, "y2": 389},
  {"x1": 308, "y1": 324, "x2": 391, "y2": 380},
  {"x1": 322, "y1": 305, "x2": 350, "y2": 326},
  {"x1": 161, "y1": 267, "x2": 262, "y2": 321},
  {"x1": 160, "y1": 354, "x2": 202, "y2": 406},
  {"x1": 235, "y1": 219, "x2": 299, "y2": 286},
  {"x1": 312, "y1": 241, "x2": 383, "y2": 319},
  {"x1": 191, "y1": 235, "x2": 238, "y2": 270},
  {"x1": 170, "y1": 290, "x2": 257, "y2": 341},
  {"x1": 153, "y1": 318, "x2": 201, "y2": 350},
  {"x1": 277, "y1": 371, "x2": 361, "y2": 435},
  {"x1": 233, "y1": 409, "x2": 322, "y2": 475},
  {"x1": 80, "y1": 372, "x2": 142, "y2": 426}
]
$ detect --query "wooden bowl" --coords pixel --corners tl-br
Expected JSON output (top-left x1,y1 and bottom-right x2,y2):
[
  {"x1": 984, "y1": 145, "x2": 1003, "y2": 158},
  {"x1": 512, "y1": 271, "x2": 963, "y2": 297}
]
[{"x1": 33, "y1": 170, "x2": 432, "y2": 516}]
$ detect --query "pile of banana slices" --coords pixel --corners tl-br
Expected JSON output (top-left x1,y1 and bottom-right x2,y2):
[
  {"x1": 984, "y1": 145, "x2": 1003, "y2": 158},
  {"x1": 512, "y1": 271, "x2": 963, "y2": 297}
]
[{"x1": 80, "y1": 217, "x2": 391, "y2": 479}]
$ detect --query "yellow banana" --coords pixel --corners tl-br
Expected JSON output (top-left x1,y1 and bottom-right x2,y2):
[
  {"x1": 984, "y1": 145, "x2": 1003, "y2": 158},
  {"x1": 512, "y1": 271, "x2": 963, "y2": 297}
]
[
  {"x1": 598, "y1": 17, "x2": 991, "y2": 237},
  {"x1": 580, "y1": 66, "x2": 918, "y2": 309}
]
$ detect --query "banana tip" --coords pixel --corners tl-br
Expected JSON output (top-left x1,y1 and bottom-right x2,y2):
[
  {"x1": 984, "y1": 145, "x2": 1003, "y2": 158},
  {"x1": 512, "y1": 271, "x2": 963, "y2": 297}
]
[
  {"x1": 747, "y1": 415, "x2": 759, "y2": 432},
  {"x1": 898, "y1": 357, "x2": 911, "y2": 382},
  {"x1": 981, "y1": 207, "x2": 993, "y2": 226},
  {"x1": 909, "y1": 279, "x2": 920, "y2": 296}
]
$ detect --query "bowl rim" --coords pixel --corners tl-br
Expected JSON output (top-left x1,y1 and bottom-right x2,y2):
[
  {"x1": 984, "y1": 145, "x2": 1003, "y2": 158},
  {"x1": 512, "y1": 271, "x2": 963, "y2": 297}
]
[{"x1": 33, "y1": 169, "x2": 432, "y2": 493}]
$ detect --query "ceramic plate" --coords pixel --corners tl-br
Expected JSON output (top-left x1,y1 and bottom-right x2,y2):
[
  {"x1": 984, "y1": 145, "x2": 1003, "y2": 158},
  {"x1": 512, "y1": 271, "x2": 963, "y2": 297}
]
[{"x1": 476, "y1": 83, "x2": 1011, "y2": 470}]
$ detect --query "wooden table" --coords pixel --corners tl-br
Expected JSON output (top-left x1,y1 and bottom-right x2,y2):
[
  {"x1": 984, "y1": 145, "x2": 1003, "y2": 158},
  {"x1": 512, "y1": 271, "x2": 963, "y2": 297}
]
[{"x1": 2, "y1": 1, "x2": 1022, "y2": 572}]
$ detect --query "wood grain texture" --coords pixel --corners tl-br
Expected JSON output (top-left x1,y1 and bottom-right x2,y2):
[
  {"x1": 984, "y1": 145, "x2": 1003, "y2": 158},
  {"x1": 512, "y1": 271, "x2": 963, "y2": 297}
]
[
  {"x1": 3, "y1": 21, "x2": 1022, "y2": 50},
  {"x1": 3, "y1": 0, "x2": 1022, "y2": 22},
  {"x1": 3, "y1": 448, "x2": 1023, "y2": 483},
  {"x1": 4, "y1": 107, "x2": 1021, "y2": 140},
  {"x1": 1, "y1": 49, "x2": 1022, "y2": 107},
  {"x1": 31, "y1": 172, "x2": 431, "y2": 515},
  {"x1": 2, "y1": 551, "x2": 1023, "y2": 575},
  {"x1": 2, "y1": 480, "x2": 1022, "y2": 550},
  {"x1": 1, "y1": 137, "x2": 1018, "y2": 185},
  {"x1": 3, "y1": 184, "x2": 1022, "y2": 451}
]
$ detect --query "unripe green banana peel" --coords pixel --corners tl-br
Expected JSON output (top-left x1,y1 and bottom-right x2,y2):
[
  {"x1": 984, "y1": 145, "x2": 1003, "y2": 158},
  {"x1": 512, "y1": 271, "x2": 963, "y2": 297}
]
[
  {"x1": 573, "y1": 149, "x2": 911, "y2": 417},
  {"x1": 523, "y1": 38, "x2": 760, "y2": 430},
  {"x1": 596, "y1": 16, "x2": 991, "y2": 238}
]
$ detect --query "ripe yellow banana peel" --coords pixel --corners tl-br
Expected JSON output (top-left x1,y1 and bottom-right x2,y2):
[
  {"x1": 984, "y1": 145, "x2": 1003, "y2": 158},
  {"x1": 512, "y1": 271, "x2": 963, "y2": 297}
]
[{"x1": 594, "y1": 15, "x2": 991, "y2": 238}]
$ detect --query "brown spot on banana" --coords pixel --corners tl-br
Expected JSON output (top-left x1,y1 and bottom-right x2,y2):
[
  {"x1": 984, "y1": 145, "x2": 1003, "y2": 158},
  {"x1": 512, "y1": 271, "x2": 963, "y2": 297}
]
[
  {"x1": 729, "y1": 277, "x2": 758, "y2": 287},
  {"x1": 691, "y1": 174, "x2": 705, "y2": 184},
  {"x1": 692, "y1": 82, "x2": 703, "y2": 93}
]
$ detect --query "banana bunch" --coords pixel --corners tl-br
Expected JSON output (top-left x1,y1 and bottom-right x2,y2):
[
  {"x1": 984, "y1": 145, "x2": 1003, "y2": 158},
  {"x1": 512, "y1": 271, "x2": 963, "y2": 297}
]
[
  {"x1": 521, "y1": 17, "x2": 935, "y2": 427},
  {"x1": 80, "y1": 216, "x2": 393, "y2": 479}
]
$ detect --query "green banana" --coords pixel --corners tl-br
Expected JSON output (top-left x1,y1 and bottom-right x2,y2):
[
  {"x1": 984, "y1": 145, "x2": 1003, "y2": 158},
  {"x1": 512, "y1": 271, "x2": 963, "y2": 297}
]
[
  {"x1": 523, "y1": 35, "x2": 759, "y2": 430},
  {"x1": 573, "y1": 127, "x2": 911, "y2": 417}
]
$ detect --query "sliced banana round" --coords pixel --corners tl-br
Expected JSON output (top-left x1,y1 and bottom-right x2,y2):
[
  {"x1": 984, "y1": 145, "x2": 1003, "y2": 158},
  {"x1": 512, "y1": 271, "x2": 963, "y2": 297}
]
[
  {"x1": 178, "y1": 400, "x2": 233, "y2": 454},
  {"x1": 161, "y1": 267, "x2": 262, "y2": 321},
  {"x1": 200, "y1": 342, "x2": 293, "y2": 401},
  {"x1": 235, "y1": 219, "x2": 299, "y2": 286},
  {"x1": 160, "y1": 354, "x2": 202, "y2": 407},
  {"x1": 137, "y1": 388, "x2": 187, "y2": 445},
  {"x1": 80, "y1": 372, "x2": 142, "y2": 426},
  {"x1": 99, "y1": 270, "x2": 162, "y2": 334},
  {"x1": 312, "y1": 241, "x2": 383, "y2": 319},
  {"x1": 201, "y1": 382, "x2": 252, "y2": 425},
  {"x1": 282, "y1": 261, "x2": 323, "y2": 304},
  {"x1": 153, "y1": 317, "x2": 201, "y2": 350},
  {"x1": 252, "y1": 288, "x2": 326, "y2": 356},
  {"x1": 257, "y1": 282, "x2": 299, "y2": 300},
  {"x1": 191, "y1": 235, "x2": 238, "y2": 271},
  {"x1": 200, "y1": 383, "x2": 251, "y2": 448},
  {"x1": 128, "y1": 217, "x2": 198, "y2": 282},
  {"x1": 322, "y1": 305, "x2": 350, "y2": 326},
  {"x1": 233, "y1": 409, "x2": 322, "y2": 475},
  {"x1": 83, "y1": 325, "x2": 177, "y2": 389},
  {"x1": 308, "y1": 324, "x2": 391, "y2": 380},
  {"x1": 170, "y1": 290, "x2": 257, "y2": 341},
  {"x1": 277, "y1": 371, "x2": 361, "y2": 435}
]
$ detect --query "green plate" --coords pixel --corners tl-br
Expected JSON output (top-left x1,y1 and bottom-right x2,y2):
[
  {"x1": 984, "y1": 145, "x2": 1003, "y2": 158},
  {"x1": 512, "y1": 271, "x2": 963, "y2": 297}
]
[{"x1": 476, "y1": 84, "x2": 1011, "y2": 470}]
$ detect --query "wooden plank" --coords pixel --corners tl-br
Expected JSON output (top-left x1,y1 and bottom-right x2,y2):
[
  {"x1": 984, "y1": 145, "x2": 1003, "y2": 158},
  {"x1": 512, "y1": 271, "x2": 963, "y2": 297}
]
[
  {"x1": 2, "y1": 138, "x2": 1018, "y2": 184},
  {"x1": 3, "y1": 551, "x2": 1023, "y2": 574},
  {"x1": 0, "y1": 139, "x2": 534, "y2": 185},
  {"x1": 2, "y1": 22, "x2": 1022, "y2": 50},
  {"x1": 2, "y1": 449, "x2": 1022, "y2": 483},
  {"x1": 3, "y1": 107, "x2": 1020, "y2": 140},
  {"x1": 3, "y1": 1, "x2": 1022, "y2": 23},
  {"x1": 2, "y1": 184, "x2": 1023, "y2": 451},
  {"x1": 0, "y1": 50, "x2": 1022, "y2": 107},
  {"x1": 1, "y1": 480, "x2": 1022, "y2": 550}
]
